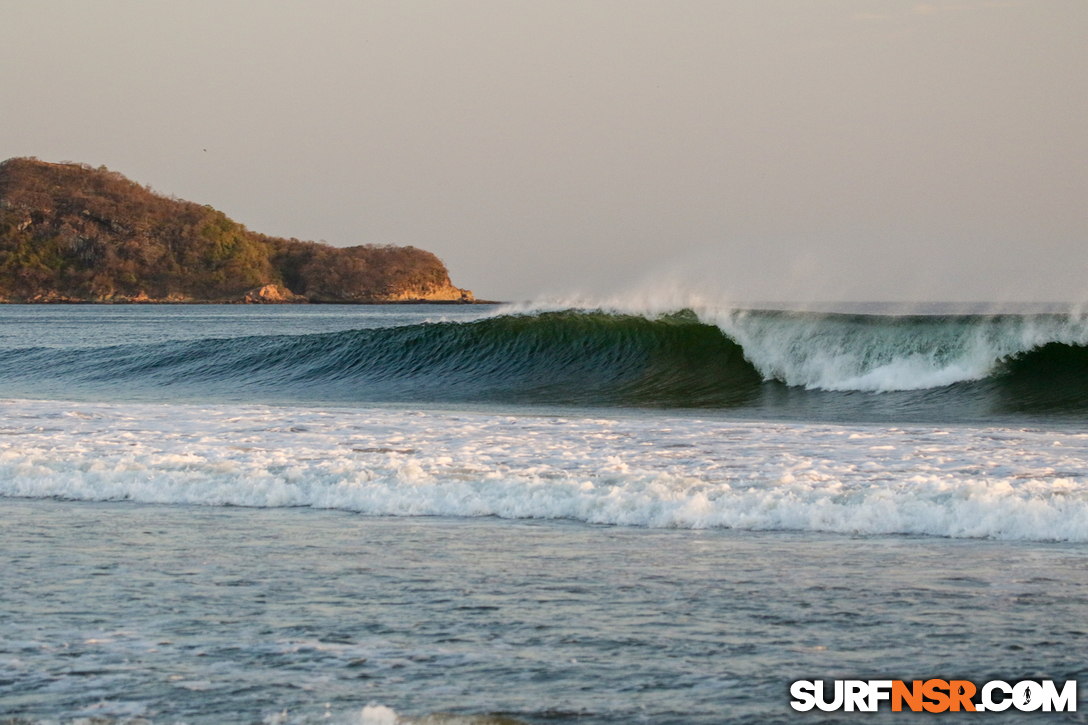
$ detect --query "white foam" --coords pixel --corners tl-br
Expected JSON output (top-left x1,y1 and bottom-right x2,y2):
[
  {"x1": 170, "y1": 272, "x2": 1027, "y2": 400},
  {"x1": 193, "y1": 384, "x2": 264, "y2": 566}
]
[
  {"x1": 361, "y1": 704, "x2": 399, "y2": 725},
  {"x1": 498, "y1": 292, "x2": 1088, "y2": 392},
  {"x1": 1, "y1": 399, "x2": 1087, "y2": 541},
  {"x1": 705, "y1": 307, "x2": 1088, "y2": 391}
]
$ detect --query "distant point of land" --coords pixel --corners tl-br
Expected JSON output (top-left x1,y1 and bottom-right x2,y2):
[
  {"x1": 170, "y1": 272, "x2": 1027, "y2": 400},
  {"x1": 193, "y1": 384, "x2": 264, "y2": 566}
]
[{"x1": 0, "y1": 157, "x2": 489, "y2": 304}]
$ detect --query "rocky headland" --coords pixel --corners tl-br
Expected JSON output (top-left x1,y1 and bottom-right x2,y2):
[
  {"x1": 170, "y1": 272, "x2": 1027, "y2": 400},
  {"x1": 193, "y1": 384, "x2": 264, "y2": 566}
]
[{"x1": 0, "y1": 157, "x2": 479, "y2": 304}]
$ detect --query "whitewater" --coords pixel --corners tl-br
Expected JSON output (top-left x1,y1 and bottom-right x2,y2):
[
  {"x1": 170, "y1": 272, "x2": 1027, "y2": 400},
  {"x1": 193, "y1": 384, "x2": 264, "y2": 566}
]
[
  {"x1": 1, "y1": 303, "x2": 1086, "y2": 724},
  {"x1": 3, "y1": 400, "x2": 1088, "y2": 541}
]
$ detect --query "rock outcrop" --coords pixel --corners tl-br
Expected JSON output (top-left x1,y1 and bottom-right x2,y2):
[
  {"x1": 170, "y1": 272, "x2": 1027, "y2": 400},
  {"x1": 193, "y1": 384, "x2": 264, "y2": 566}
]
[
  {"x1": 241, "y1": 284, "x2": 308, "y2": 304},
  {"x1": 384, "y1": 282, "x2": 475, "y2": 303}
]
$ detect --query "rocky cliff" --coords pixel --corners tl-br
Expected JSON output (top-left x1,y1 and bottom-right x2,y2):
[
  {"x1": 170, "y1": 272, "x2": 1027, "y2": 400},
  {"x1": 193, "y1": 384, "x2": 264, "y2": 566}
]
[{"x1": 0, "y1": 158, "x2": 476, "y2": 303}]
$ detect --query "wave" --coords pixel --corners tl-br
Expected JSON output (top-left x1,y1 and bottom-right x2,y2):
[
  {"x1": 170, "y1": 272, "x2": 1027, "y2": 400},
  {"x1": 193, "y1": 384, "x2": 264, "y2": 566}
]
[
  {"x1": 1, "y1": 308, "x2": 1087, "y2": 419},
  {"x1": 2, "y1": 400, "x2": 1087, "y2": 542}
]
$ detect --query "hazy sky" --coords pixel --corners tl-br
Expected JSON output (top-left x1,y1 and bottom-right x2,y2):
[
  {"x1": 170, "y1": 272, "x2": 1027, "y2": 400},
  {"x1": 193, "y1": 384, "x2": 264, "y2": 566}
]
[{"x1": 2, "y1": 1, "x2": 1085, "y2": 302}]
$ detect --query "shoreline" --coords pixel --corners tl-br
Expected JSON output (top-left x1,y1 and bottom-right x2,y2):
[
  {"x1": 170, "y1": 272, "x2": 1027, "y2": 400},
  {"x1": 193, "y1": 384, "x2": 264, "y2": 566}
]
[{"x1": 0, "y1": 298, "x2": 505, "y2": 305}]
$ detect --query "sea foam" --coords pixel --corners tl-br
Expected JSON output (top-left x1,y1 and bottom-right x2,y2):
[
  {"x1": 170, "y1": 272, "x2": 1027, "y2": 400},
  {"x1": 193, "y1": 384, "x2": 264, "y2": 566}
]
[
  {"x1": 2, "y1": 399, "x2": 1086, "y2": 541},
  {"x1": 501, "y1": 292, "x2": 1088, "y2": 393},
  {"x1": 705, "y1": 306, "x2": 1088, "y2": 392}
]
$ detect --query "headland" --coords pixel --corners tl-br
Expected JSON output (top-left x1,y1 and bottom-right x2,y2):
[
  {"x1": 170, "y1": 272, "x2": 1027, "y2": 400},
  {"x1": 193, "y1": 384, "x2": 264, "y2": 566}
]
[{"x1": 0, "y1": 157, "x2": 486, "y2": 304}]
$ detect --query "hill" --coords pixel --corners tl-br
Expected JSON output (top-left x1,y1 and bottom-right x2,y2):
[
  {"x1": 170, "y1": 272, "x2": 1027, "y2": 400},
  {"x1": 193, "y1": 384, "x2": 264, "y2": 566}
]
[{"x1": 0, "y1": 157, "x2": 476, "y2": 303}]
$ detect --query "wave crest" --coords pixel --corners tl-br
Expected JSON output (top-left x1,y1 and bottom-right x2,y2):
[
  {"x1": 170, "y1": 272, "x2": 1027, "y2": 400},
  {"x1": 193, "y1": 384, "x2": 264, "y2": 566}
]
[{"x1": 1, "y1": 307, "x2": 1086, "y2": 417}]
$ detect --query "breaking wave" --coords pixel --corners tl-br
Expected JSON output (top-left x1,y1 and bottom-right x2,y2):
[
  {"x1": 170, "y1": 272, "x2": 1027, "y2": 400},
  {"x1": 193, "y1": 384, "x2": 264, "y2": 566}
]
[
  {"x1": 1, "y1": 308, "x2": 1087, "y2": 419},
  {"x1": 2, "y1": 400, "x2": 1088, "y2": 541}
]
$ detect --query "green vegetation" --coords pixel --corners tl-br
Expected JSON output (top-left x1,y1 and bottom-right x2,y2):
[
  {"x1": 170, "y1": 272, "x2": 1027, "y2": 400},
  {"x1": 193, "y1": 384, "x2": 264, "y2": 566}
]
[{"x1": 0, "y1": 157, "x2": 473, "y2": 303}]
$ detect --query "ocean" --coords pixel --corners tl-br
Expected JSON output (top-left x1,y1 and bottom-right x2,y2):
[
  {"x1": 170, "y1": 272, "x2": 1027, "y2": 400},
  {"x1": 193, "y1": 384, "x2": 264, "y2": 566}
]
[{"x1": 0, "y1": 303, "x2": 1086, "y2": 724}]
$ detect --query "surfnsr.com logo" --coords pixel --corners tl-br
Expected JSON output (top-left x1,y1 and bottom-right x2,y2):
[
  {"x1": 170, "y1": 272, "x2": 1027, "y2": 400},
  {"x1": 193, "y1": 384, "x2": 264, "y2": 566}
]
[{"x1": 790, "y1": 679, "x2": 1077, "y2": 713}]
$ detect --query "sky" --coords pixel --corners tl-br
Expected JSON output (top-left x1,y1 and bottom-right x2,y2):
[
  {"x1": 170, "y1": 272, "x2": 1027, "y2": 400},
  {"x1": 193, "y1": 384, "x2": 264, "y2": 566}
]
[{"x1": 1, "y1": 0, "x2": 1085, "y2": 303}]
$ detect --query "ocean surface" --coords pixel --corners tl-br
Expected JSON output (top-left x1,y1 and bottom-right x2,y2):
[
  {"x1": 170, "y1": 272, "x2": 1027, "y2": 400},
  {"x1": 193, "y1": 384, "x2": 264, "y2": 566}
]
[{"x1": 1, "y1": 303, "x2": 1086, "y2": 724}]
